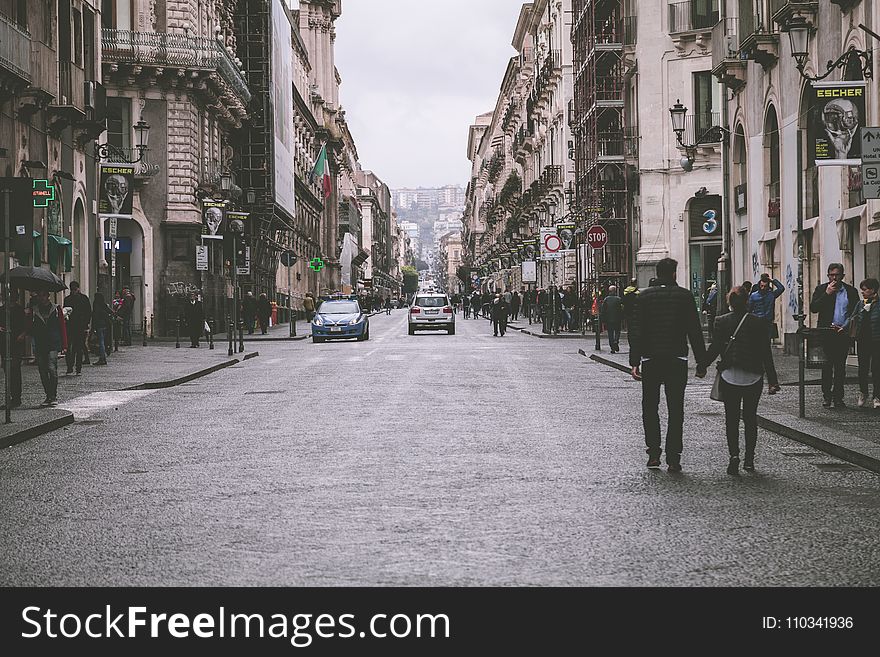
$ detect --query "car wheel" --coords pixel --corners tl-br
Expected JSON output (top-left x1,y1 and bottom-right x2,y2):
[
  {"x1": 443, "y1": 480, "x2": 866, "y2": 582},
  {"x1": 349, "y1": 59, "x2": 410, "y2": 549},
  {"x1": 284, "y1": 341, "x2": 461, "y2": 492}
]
[{"x1": 448, "y1": 325, "x2": 455, "y2": 335}]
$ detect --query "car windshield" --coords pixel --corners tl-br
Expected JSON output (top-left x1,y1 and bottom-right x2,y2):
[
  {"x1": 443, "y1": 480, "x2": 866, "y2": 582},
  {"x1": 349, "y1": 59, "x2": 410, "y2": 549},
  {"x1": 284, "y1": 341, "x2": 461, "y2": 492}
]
[
  {"x1": 318, "y1": 302, "x2": 360, "y2": 315},
  {"x1": 415, "y1": 296, "x2": 448, "y2": 307}
]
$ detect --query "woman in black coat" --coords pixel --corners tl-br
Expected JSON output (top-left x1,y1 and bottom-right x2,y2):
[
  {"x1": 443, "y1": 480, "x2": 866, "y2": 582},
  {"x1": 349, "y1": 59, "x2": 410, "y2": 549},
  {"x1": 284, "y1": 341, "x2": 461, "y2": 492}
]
[
  {"x1": 697, "y1": 286, "x2": 781, "y2": 475},
  {"x1": 256, "y1": 293, "x2": 272, "y2": 334},
  {"x1": 90, "y1": 292, "x2": 112, "y2": 365}
]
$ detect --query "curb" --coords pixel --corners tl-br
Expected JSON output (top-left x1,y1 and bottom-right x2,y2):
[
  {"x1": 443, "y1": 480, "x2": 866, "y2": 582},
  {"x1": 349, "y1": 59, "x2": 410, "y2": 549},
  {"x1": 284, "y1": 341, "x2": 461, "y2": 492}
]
[
  {"x1": 125, "y1": 351, "x2": 260, "y2": 390},
  {"x1": 582, "y1": 350, "x2": 880, "y2": 473},
  {"x1": 0, "y1": 411, "x2": 75, "y2": 450}
]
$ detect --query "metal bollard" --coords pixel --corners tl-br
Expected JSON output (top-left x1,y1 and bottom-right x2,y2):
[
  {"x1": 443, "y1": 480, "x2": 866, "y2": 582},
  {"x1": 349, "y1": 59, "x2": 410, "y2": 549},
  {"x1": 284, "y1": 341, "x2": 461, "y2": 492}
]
[
  {"x1": 175, "y1": 318, "x2": 180, "y2": 348},
  {"x1": 113, "y1": 318, "x2": 120, "y2": 352},
  {"x1": 238, "y1": 321, "x2": 244, "y2": 352},
  {"x1": 228, "y1": 319, "x2": 234, "y2": 356},
  {"x1": 142, "y1": 317, "x2": 147, "y2": 346},
  {"x1": 208, "y1": 319, "x2": 214, "y2": 350},
  {"x1": 150, "y1": 313, "x2": 154, "y2": 339}
]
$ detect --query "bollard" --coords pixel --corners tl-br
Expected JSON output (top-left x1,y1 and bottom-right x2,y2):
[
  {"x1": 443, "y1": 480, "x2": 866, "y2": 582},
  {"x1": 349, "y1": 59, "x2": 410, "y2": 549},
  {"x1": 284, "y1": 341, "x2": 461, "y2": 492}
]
[
  {"x1": 113, "y1": 318, "x2": 120, "y2": 352},
  {"x1": 228, "y1": 319, "x2": 234, "y2": 356},
  {"x1": 142, "y1": 317, "x2": 147, "y2": 346},
  {"x1": 150, "y1": 313, "x2": 154, "y2": 339},
  {"x1": 208, "y1": 319, "x2": 214, "y2": 350},
  {"x1": 175, "y1": 318, "x2": 180, "y2": 348},
  {"x1": 238, "y1": 321, "x2": 244, "y2": 353}
]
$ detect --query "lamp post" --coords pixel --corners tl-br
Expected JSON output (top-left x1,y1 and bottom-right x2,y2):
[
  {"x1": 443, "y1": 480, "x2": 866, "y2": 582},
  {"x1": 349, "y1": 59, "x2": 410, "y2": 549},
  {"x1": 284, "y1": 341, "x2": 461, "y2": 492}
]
[
  {"x1": 229, "y1": 215, "x2": 244, "y2": 353},
  {"x1": 785, "y1": 16, "x2": 874, "y2": 83},
  {"x1": 2, "y1": 184, "x2": 11, "y2": 424},
  {"x1": 547, "y1": 199, "x2": 558, "y2": 334}
]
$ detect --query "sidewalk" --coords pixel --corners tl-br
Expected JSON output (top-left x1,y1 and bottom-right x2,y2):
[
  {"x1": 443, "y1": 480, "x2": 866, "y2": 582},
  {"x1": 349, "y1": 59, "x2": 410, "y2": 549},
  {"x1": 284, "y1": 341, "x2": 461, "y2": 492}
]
[
  {"x1": 580, "y1": 334, "x2": 880, "y2": 474},
  {"x1": 212, "y1": 318, "x2": 312, "y2": 342},
  {"x1": 1, "y1": 341, "x2": 259, "y2": 449}
]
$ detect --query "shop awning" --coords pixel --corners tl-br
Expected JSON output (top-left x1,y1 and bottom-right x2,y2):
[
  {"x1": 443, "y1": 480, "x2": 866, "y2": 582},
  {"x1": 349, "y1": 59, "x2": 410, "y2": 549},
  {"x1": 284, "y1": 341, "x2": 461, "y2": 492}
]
[
  {"x1": 351, "y1": 248, "x2": 370, "y2": 268},
  {"x1": 48, "y1": 235, "x2": 73, "y2": 273}
]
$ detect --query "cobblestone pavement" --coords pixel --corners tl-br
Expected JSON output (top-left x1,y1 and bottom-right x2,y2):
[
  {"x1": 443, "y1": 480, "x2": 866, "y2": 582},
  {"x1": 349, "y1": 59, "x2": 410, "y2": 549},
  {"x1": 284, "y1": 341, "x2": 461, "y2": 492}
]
[{"x1": 1, "y1": 308, "x2": 879, "y2": 586}]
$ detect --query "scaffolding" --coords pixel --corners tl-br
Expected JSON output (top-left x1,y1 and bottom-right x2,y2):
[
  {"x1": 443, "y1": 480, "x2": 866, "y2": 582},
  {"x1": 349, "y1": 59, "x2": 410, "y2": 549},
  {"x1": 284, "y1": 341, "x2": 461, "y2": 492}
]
[{"x1": 571, "y1": 0, "x2": 632, "y2": 298}]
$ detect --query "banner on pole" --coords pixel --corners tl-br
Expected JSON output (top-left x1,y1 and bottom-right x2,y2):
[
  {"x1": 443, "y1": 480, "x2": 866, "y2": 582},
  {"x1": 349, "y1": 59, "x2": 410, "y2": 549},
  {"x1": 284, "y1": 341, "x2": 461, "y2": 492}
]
[
  {"x1": 809, "y1": 81, "x2": 866, "y2": 167},
  {"x1": 202, "y1": 199, "x2": 228, "y2": 239},
  {"x1": 98, "y1": 163, "x2": 135, "y2": 218}
]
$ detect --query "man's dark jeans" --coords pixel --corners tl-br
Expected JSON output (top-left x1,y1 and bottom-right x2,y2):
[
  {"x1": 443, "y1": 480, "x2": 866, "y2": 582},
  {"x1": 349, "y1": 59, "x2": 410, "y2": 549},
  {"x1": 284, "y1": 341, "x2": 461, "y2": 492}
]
[
  {"x1": 65, "y1": 326, "x2": 88, "y2": 373},
  {"x1": 721, "y1": 378, "x2": 762, "y2": 458},
  {"x1": 857, "y1": 337, "x2": 880, "y2": 399},
  {"x1": 821, "y1": 332, "x2": 851, "y2": 402},
  {"x1": 607, "y1": 323, "x2": 621, "y2": 351},
  {"x1": 641, "y1": 357, "x2": 688, "y2": 462}
]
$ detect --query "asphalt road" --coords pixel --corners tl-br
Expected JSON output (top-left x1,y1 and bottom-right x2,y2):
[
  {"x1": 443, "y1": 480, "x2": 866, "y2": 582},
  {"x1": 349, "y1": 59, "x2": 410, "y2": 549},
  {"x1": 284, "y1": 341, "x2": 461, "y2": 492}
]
[{"x1": 1, "y1": 309, "x2": 879, "y2": 586}]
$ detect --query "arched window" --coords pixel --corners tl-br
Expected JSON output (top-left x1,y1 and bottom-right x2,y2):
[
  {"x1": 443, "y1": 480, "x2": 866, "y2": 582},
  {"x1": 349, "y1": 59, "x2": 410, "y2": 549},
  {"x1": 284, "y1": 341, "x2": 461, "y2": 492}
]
[{"x1": 764, "y1": 106, "x2": 780, "y2": 231}]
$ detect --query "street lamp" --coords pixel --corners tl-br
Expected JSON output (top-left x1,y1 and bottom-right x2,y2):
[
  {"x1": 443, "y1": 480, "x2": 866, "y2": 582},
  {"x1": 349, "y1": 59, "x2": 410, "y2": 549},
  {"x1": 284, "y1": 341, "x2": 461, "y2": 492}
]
[
  {"x1": 785, "y1": 16, "x2": 874, "y2": 82},
  {"x1": 95, "y1": 119, "x2": 151, "y2": 163},
  {"x1": 669, "y1": 99, "x2": 729, "y2": 171},
  {"x1": 229, "y1": 217, "x2": 245, "y2": 354},
  {"x1": 220, "y1": 170, "x2": 233, "y2": 194}
]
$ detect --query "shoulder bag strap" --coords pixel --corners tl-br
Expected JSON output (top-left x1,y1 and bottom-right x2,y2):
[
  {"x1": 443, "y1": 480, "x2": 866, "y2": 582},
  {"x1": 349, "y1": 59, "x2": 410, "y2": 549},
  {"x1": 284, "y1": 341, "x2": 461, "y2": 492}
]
[{"x1": 721, "y1": 313, "x2": 750, "y2": 361}]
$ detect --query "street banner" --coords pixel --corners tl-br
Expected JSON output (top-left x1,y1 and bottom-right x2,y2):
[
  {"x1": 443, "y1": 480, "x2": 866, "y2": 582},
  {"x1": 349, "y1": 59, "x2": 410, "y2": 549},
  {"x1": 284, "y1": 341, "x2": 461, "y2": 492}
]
[
  {"x1": 521, "y1": 238, "x2": 537, "y2": 261},
  {"x1": 511, "y1": 249, "x2": 521, "y2": 266},
  {"x1": 492, "y1": 258, "x2": 502, "y2": 273},
  {"x1": 809, "y1": 81, "x2": 866, "y2": 166},
  {"x1": 98, "y1": 163, "x2": 134, "y2": 218},
  {"x1": 540, "y1": 226, "x2": 562, "y2": 260},
  {"x1": 195, "y1": 245, "x2": 208, "y2": 271},
  {"x1": 202, "y1": 199, "x2": 228, "y2": 239},
  {"x1": 556, "y1": 222, "x2": 576, "y2": 252},
  {"x1": 521, "y1": 260, "x2": 537, "y2": 283},
  {"x1": 500, "y1": 253, "x2": 511, "y2": 270}
]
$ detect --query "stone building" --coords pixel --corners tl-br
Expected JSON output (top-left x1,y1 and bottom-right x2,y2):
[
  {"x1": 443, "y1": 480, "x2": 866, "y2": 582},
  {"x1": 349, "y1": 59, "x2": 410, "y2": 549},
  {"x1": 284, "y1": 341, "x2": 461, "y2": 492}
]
[
  {"x1": 1, "y1": 0, "x2": 106, "y2": 303},
  {"x1": 439, "y1": 231, "x2": 463, "y2": 295},
  {"x1": 355, "y1": 169, "x2": 395, "y2": 298}
]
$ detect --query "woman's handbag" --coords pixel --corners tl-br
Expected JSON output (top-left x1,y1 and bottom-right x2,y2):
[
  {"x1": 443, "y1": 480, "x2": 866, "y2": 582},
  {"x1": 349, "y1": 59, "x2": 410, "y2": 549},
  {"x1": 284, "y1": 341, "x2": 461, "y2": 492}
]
[{"x1": 709, "y1": 313, "x2": 750, "y2": 402}]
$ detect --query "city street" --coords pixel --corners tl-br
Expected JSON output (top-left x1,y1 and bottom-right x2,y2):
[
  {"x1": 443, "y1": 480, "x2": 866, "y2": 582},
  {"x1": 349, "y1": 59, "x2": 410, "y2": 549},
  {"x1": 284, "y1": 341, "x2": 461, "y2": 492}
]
[{"x1": 1, "y1": 310, "x2": 879, "y2": 586}]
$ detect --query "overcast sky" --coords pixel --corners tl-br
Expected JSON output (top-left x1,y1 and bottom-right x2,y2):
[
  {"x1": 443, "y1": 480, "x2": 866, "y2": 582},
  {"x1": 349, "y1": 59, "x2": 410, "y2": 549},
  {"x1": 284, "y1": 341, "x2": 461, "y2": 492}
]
[{"x1": 333, "y1": 0, "x2": 524, "y2": 189}]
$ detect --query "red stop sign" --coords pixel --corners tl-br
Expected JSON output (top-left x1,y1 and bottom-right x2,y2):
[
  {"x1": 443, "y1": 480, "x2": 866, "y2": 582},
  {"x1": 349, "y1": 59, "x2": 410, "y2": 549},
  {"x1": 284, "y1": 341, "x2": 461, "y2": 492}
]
[{"x1": 586, "y1": 225, "x2": 608, "y2": 250}]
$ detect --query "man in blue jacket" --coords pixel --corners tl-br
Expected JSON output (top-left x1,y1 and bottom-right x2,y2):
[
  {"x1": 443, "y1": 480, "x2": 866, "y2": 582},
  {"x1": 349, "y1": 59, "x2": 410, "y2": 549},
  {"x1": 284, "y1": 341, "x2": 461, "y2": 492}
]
[{"x1": 747, "y1": 273, "x2": 785, "y2": 338}]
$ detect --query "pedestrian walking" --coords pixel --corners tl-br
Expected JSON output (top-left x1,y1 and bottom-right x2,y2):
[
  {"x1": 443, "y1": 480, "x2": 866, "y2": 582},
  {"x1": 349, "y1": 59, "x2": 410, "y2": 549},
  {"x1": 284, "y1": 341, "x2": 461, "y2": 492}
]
[
  {"x1": 697, "y1": 287, "x2": 781, "y2": 475},
  {"x1": 120, "y1": 287, "x2": 135, "y2": 345},
  {"x1": 257, "y1": 293, "x2": 272, "y2": 334},
  {"x1": 303, "y1": 292, "x2": 316, "y2": 322},
  {"x1": 809, "y1": 262, "x2": 859, "y2": 409},
  {"x1": 622, "y1": 278, "x2": 639, "y2": 329},
  {"x1": 0, "y1": 289, "x2": 27, "y2": 409},
  {"x1": 843, "y1": 278, "x2": 880, "y2": 409},
  {"x1": 243, "y1": 291, "x2": 257, "y2": 334},
  {"x1": 703, "y1": 283, "x2": 718, "y2": 343},
  {"x1": 62, "y1": 281, "x2": 91, "y2": 375},
  {"x1": 90, "y1": 292, "x2": 112, "y2": 365},
  {"x1": 563, "y1": 285, "x2": 577, "y2": 332},
  {"x1": 491, "y1": 293, "x2": 509, "y2": 337},
  {"x1": 510, "y1": 291, "x2": 521, "y2": 321},
  {"x1": 601, "y1": 285, "x2": 623, "y2": 353},
  {"x1": 628, "y1": 258, "x2": 707, "y2": 471},
  {"x1": 184, "y1": 292, "x2": 205, "y2": 347},
  {"x1": 481, "y1": 291, "x2": 492, "y2": 319},
  {"x1": 384, "y1": 297, "x2": 392, "y2": 315},
  {"x1": 463, "y1": 293, "x2": 471, "y2": 319},
  {"x1": 471, "y1": 291, "x2": 481, "y2": 320},
  {"x1": 26, "y1": 290, "x2": 67, "y2": 407},
  {"x1": 747, "y1": 273, "x2": 785, "y2": 339}
]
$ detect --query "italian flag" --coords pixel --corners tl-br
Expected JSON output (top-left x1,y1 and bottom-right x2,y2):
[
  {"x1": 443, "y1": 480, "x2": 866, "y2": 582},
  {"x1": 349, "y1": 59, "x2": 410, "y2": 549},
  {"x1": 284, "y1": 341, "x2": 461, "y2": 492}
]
[{"x1": 309, "y1": 143, "x2": 332, "y2": 200}]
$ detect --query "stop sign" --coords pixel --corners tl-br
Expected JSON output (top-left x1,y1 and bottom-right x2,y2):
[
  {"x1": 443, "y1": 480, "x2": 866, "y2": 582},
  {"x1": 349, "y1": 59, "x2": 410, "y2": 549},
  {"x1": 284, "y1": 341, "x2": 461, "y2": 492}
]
[{"x1": 586, "y1": 225, "x2": 608, "y2": 250}]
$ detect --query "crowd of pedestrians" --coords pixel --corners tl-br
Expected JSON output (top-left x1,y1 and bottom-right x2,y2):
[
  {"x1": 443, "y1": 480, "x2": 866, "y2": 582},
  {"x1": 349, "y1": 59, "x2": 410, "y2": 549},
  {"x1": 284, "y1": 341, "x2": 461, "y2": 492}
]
[{"x1": 0, "y1": 283, "x2": 137, "y2": 408}]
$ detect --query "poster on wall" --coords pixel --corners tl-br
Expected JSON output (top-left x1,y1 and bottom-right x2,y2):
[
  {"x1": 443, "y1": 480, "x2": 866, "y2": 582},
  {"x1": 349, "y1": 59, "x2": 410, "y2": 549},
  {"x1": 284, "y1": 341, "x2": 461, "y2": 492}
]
[
  {"x1": 556, "y1": 222, "x2": 576, "y2": 252},
  {"x1": 202, "y1": 199, "x2": 227, "y2": 239},
  {"x1": 98, "y1": 163, "x2": 134, "y2": 218},
  {"x1": 521, "y1": 238, "x2": 537, "y2": 261},
  {"x1": 809, "y1": 81, "x2": 866, "y2": 166}
]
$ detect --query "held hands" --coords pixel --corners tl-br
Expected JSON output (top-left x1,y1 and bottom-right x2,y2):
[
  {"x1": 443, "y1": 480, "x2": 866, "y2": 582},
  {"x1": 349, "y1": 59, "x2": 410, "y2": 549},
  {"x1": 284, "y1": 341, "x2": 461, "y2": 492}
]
[
  {"x1": 695, "y1": 366, "x2": 707, "y2": 379},
  {"x1": 768, "y1": 383, "x2": 781, "y2": 395}
]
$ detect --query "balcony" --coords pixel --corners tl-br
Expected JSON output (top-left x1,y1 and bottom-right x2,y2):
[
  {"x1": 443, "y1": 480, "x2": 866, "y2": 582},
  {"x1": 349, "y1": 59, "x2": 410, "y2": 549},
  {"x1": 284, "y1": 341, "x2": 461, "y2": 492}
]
[
  {"x1": 623, "y1": 15, "x2": 637, "y2": 48},
  {"x1": 540, "y1": 165, "x2": 563, "y2": 190},
  {"x1": 102, "y1": 145, "x2": 161, "y2": 183},
  {"x1": 0, "y1": 11, "x2": 31, "y2": 93},
  {"x1": 683, "y1": 111, "x2": 723, "y2": 146},
  {"x1": 737, "y1": 0, "x2": 780, "y2": 70},
  {"x1": 47, "y1": 60, "x2": 86, "y2": 133},
  {"x1": 711, "y1": 18, "x2": 746, "y2": 91},
  {"x1": 669, "y1": 1, "x2": 718, "y2": 54},
  {"x1": 17, "y1": 42, "x2": 56, "y2": 118},
  {"x1": 102, "y1": 29, "x2": 251, "y2": 125}
]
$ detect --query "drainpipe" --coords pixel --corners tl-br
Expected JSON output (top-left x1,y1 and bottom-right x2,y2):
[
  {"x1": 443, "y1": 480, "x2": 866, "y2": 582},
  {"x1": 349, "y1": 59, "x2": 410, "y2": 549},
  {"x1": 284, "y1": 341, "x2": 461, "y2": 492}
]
[{"x1": 716, "y1": 1, "x2": 731, "y2": 322}]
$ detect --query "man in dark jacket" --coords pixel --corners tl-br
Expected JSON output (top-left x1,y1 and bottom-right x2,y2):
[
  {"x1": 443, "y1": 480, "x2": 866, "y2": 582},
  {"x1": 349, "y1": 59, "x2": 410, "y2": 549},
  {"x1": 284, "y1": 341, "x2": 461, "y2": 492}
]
[
  {"x1": 809, "y1": 262, "x2": 860, "y2": 408},
  {"x1": 491, "y1": 293, "x2": 509, "y2": 336},
  {"x1": 28, "y1": 290, "x2": 67, "y2": 406},
  {"x1": 63, "y1": 281, "x2": 92, "y2": 375},
  {"x1": 242, "y1": 291, "x2": 257, "y2": 334},
  {"x1": 629, "y1": 258, "x2": 707, "y2": 471},
  {"x1": 184, "y1": 292, "x2": 205, "y2": 347},
  {"x1": 601, "y1": 285, "x2": 623, "y2": 353}
]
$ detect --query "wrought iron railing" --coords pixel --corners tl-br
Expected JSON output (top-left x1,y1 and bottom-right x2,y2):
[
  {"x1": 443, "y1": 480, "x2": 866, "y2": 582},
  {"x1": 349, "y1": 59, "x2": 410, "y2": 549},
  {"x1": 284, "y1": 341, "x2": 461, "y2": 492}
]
[
  {"x1": 0, "y1": 11, "x2": 31, "y2": 82},
  {"x1": 59, "y1": 60, "x2": 84, "y2": 107},
  {"x1": 712, "y1": 17, "x2": 741, "y2": 72},
  {"x1": 102, "y1": 29, "x2": 251, "y2": 103},
  {"x1": 102, "y1": 145, "x2": 160, "y2": 178},
  {"x1": 683, "y1": 111, "x2": 722, "y2": 145}
]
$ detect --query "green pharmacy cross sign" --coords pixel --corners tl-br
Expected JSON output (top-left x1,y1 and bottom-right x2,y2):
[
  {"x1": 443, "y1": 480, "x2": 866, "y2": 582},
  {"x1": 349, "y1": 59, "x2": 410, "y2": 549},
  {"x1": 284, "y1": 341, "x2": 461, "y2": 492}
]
[
  {"x1": 32, "y1": 179, "x2": 54, "y2": 207},
  {"x1": 309, "y1": 257, "x2": 325, "y2": 272}
]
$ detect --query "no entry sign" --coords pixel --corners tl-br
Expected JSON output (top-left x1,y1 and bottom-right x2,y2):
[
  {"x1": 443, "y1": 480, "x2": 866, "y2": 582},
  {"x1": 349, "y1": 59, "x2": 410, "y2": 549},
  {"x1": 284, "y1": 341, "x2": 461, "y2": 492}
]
[{"x1": 586, "y1": 225, "x2": 608, "y2": 250}]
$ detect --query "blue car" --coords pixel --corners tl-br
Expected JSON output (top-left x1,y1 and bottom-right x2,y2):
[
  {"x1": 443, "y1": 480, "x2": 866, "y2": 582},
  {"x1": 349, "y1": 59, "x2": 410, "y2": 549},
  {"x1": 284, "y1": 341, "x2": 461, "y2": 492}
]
[{"x1": 311, "y1": 300, "x2": 370, "y2": 342}]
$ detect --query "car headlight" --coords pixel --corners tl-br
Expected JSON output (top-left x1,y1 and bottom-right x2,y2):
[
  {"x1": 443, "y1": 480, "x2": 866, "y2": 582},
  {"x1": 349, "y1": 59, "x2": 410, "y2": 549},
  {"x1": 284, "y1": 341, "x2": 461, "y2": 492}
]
[{"x1": 313, "y1": 316, "x2": 324, "y2": 326}]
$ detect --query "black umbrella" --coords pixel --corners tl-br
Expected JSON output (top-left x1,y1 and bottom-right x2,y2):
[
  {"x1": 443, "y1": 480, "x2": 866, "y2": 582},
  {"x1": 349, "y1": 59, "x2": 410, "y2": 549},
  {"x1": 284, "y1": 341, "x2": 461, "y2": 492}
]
[{"x1": 0, "y1": 266, "x2": 67, "y2": 292}]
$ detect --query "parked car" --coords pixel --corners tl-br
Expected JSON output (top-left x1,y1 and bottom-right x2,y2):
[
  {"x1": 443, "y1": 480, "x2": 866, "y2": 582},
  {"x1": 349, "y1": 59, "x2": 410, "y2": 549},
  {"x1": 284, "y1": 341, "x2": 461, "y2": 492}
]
[
  {"x1": 408, "y1": 293, "x2": 455, "y2": 335},
  {"x1": 311, "y1": 300, "x2": 369, "y2": 342}
]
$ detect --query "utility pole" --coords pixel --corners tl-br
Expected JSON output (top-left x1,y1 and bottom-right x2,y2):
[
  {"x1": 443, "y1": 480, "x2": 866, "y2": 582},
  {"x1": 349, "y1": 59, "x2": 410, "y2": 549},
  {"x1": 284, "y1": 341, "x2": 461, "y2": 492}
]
[{"x1": 2, "y1": 186, "x2": 12, "y2": 424}]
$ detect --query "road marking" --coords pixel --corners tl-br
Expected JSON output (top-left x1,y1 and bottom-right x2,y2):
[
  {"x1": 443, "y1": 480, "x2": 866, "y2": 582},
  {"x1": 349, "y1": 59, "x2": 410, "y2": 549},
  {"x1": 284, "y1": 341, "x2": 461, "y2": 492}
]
[
  {"x1": 264, "y1": 358, "x2": 283, "y2": 365},
  {"x1": 58, "y1": 390, "x2": 159, "y2": 420}
]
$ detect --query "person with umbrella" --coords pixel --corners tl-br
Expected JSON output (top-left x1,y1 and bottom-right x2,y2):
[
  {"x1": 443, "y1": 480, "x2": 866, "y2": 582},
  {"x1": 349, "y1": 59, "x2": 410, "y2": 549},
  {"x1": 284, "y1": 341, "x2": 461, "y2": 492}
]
[{"x1": 26, "y1": 290, "x2": 68, "y2": 407}]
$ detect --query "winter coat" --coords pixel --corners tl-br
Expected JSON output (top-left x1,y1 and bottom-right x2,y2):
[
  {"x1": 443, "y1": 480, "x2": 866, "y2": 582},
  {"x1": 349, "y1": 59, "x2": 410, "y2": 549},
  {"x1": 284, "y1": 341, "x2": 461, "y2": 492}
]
[
  {"x1": 91, "y1": 300, "x2": 113, "y2": 330},
  {"x1": 243, "y1": 296, "x2": 257, "y2": 319},
  {"x1": 809, "y1": 282, "x2": 859, "y2": 329},
  {"x1": 701, "y1": 311, "x2": 779, "y2": 387},
  {"x1": 63, "y1": 291, "x2": 92, "y2": 329},
  {"x1": 184, "y1": 300, "x2": 205, "y2": 334},
  {"x1": 628, "y1": 280, "x2": 706, "y2": 368},
  {"x1": 256, "y1": 297, "x2": 272, "y2": 321},
  {"x1": 747, "y1": 279, "x2": 785, "y2": 321},
  {"x1": 490, "y1": 298, "x2": 509, "y2": 320},
  {"x1": 303, "y1": 296, "x2": 316, "y2": 312},
  {"x1": 622, "y1": 286, "x2": 639, "y2": 319},
  {"x1": 29, "y1": 303, "x2": 67, "y2": 354},
  {"x1": 845, "y1": 298, "x2": 880, "y2": 344},
  {"x1": 601, "y1": 294, "x2": 623, "y2": 327}
]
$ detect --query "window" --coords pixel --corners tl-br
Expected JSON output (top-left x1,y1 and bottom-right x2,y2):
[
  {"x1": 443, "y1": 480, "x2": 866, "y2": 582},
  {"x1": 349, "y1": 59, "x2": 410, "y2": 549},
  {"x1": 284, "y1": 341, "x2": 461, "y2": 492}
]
[
  {"x1": 765, "y1": 106, "x2": 780, "y2": 231},
  {"x1": 171, "y1": 235, "x2": 190, "y2": 261},
  {"x1": 72, "y1": 7, "x2": 82, "y2": 66},
  {"x1": 693, "y1": 71, "x2": 717, "y2": 137},
  {"x1": 105, "y1": 97, "x2": 131, "y2": 149}
]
